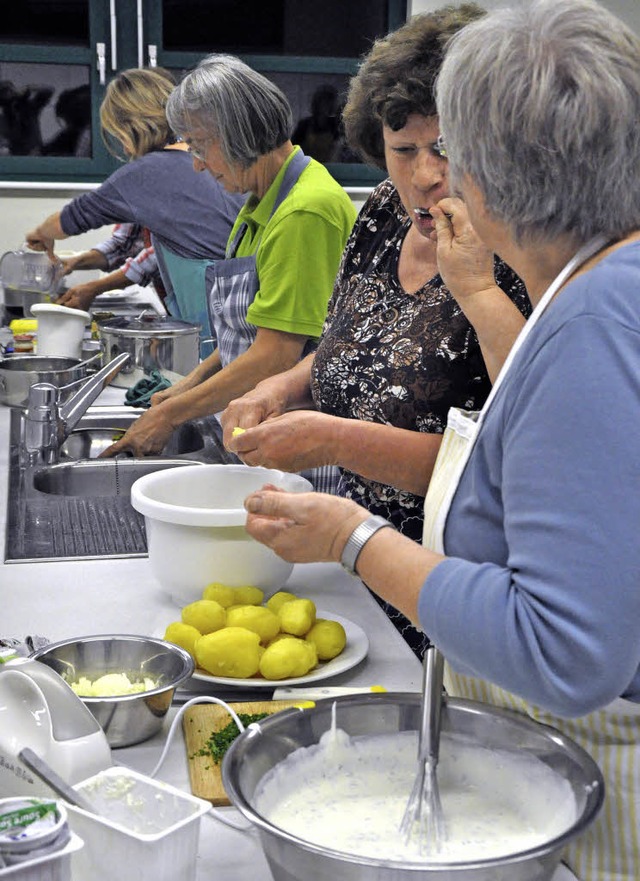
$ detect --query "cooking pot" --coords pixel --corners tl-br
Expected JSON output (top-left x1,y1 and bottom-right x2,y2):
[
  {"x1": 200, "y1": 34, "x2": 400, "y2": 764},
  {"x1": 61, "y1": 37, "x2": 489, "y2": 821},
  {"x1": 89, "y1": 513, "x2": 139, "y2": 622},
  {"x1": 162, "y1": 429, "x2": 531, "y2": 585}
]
[
  {"x1": 0, "y1": 354, "x2": 96, "y2": 408},
  {"x1": 96, "y1": 313, "x2": 200, "y2": 389},
  {"x1": 222, "y1": 693, "x2": 604, "y2": 881}
]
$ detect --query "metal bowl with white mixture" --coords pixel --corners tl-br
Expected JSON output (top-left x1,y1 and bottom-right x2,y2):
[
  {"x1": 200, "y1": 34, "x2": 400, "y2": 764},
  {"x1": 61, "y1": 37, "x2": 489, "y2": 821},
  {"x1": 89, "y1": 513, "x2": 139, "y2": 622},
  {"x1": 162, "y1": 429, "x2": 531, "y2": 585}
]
[
  {"x1": 31, "y1": 634, "x2": 194, "y2": 748},
  {"x1": 222, "y1": 693, "x2": 604, "y2": 881}
]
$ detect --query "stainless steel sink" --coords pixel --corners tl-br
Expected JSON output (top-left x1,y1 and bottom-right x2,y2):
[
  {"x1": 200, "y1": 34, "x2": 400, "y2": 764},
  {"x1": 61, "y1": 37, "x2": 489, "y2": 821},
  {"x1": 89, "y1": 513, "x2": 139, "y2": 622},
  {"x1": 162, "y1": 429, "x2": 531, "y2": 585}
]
[
  {"x1": 32, "y1": 458, "x2": 199, "y2": 497},
  {"x1": 5, "y1": 406, "x2": 234, "y2": 563},
  {"x1": 57, "y1": 407, "x2": 205, "y2": 460}
]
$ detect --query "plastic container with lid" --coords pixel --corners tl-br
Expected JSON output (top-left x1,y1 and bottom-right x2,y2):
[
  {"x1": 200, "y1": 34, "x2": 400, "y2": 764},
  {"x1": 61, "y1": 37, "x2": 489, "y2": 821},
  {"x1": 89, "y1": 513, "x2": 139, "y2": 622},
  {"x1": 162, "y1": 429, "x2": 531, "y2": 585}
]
[{"x1": 0, "y1": 798, "x2": 82, "y2": 881}]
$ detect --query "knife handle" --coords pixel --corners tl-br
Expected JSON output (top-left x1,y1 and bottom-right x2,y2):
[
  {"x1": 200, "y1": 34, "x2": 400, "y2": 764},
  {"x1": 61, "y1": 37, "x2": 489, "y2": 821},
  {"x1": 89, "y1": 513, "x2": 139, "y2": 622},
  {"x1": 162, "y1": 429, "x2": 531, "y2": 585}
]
[{"x1": 273, "y1": 685, "x2": 386, "y2": 700}]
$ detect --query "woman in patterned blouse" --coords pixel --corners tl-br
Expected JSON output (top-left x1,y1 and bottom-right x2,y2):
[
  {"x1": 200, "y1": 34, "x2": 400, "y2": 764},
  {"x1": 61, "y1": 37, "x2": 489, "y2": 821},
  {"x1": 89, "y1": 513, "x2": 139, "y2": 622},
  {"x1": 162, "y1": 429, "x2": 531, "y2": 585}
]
[{"x1": 223, "y1": 7, "x2": 531, "y2": 658}]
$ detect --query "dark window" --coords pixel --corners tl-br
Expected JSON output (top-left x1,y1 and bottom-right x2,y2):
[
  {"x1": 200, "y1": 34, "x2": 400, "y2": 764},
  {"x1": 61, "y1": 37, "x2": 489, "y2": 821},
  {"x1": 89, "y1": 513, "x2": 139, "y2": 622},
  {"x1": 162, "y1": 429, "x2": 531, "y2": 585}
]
[{"x1": 162, "y1": 0, "x2": 390, "y2": 58}]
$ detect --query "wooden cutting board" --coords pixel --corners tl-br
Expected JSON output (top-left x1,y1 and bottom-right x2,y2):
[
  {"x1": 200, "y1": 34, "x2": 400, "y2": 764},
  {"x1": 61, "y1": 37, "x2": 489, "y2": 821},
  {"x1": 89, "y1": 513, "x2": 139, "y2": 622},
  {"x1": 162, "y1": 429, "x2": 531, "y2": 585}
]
[{"x1": 182, "y1": 700, "x2": 312, "y2": 806}]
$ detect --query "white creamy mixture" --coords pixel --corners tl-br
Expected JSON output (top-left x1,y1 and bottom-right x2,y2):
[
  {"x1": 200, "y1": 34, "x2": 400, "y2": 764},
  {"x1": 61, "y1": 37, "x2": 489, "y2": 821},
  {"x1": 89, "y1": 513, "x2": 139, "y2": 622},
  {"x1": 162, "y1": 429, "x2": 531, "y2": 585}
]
[{"x1": 254, "y1": 724, "x2": 577, "y2": 862}]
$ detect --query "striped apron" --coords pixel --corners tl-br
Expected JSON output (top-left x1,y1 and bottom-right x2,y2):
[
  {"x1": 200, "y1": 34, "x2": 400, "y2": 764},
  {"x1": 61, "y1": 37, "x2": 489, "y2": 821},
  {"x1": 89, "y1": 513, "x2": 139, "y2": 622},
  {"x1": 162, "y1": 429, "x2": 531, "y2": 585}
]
[{"x1": 421, "y1": 236, "x2": 640, "y2": 881}]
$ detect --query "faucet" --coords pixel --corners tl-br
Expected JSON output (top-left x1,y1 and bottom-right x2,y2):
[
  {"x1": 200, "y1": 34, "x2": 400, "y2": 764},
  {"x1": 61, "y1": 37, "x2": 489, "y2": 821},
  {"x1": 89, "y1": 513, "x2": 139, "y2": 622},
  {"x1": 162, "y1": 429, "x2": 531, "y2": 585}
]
[{"x1": 21, "y1": 352, "x2": 130, "y2": 467}]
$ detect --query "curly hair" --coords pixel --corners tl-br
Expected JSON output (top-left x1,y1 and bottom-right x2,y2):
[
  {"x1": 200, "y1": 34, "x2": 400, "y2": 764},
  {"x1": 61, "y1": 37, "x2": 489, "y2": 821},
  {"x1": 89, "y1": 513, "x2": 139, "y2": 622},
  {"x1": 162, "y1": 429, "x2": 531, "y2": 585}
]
[
  {"x1": 100, "y1": 67, "x2": 177, "y2": 160},
  {"x1": 343, "y1": 4, "x2": 485, "y2": 170}
]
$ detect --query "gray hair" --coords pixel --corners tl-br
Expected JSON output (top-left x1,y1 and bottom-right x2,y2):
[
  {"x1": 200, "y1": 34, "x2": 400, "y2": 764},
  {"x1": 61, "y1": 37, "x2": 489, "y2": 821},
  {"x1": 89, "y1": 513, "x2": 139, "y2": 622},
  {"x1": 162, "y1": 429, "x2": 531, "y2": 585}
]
[
  {"x1": 436, "y1": 0, "x2": 640, "y2": 245},
  {"x1": 166, "y1": 54, "x2": 293, "y2": 168}
]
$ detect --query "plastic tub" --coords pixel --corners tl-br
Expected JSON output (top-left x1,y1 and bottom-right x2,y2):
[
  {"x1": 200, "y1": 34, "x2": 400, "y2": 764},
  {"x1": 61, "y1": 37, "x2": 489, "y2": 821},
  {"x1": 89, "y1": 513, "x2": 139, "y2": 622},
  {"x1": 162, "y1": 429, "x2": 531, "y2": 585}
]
[
  {"x1": 0, "y1": 797, "x2": 82, "y2": 881},
  {"x1": 65, "y1": 767, "x2": 210, "y2": 881}
]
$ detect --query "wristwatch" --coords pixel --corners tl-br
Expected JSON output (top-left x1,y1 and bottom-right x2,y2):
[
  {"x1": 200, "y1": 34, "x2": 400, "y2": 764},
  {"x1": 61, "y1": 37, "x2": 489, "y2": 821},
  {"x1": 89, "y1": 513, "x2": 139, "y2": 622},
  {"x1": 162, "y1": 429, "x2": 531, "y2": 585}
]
[{"x1": 340, "y1": 515, "x2": 393, "y2": 576}]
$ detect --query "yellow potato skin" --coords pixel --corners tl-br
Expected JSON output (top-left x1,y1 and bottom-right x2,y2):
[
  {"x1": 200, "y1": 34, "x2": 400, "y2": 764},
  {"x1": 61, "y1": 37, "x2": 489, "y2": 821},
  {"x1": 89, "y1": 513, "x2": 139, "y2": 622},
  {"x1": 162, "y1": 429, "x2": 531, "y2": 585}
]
[
  {"x1": 305, "y1": 619, "x2": 347, "y2": 661},
  {"x1": 231, "y1": 585, "x2": 265, "y2": 606},
  {"x1": 181, "y1": 599, "x2": 226, "y2": 634},
  {"x1": 278, "y1": 598, "x2": 316, "y2": 637},
  {"x1": 259, "y1": 637, "x2": 318, "y2": 680},
  {"x1": 202, "y1": 583, "x2": 236, "y2": 608},
  {"x1": 195, "y1": 627, "x2": 261, "y2": 678},
  {"x1": 266, "y1": 591, "x2": 298, "y2": 614},
  {"x1": 226, "y1": 605, "x2": 281, "y2": 643},
  {"x1": 163, "y1": 622, "x2": 201, "y2": 660}
]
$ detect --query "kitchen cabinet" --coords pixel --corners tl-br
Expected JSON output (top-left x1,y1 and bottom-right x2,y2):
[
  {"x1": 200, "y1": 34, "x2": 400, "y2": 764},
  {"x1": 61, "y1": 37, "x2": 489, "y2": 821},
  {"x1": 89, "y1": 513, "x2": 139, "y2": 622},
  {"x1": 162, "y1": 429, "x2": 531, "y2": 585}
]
[{"x1": 0, "y1": 0, "x2": 405, "y2": 187}]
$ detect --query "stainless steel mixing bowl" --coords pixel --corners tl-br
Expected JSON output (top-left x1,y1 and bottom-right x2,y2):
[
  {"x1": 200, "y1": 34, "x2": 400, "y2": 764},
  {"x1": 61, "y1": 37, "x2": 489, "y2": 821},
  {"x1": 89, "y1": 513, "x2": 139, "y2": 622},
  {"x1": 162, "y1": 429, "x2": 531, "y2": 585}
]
[
  {"x1": 223, "y1": 693, "x2": 604, "y2": 881},
  {"x1": 31, "y1": 634, "x2": 194, "y2": 748}
]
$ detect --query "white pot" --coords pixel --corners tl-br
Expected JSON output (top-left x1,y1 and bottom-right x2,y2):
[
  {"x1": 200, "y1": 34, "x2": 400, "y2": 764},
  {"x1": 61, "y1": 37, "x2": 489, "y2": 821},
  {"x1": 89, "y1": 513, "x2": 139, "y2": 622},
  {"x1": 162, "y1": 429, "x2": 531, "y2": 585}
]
[{"x1": 31, "y1": 303, "x2": 90, "y2": 360}]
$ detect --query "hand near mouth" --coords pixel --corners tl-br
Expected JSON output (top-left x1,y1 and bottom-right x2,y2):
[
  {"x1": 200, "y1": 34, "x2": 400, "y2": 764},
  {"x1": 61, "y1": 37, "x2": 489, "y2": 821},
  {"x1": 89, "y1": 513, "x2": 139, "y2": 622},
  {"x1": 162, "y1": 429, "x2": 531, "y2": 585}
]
[{"x1": 429, "y1": 197, "x2": 496, "y2": 305}]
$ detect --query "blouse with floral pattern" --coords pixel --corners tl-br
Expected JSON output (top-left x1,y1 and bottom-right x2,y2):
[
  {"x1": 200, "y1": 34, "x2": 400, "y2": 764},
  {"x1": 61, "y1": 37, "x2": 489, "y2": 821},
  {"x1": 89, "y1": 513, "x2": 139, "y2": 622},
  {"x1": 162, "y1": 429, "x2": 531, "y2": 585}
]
[{"x1": 310, "y1": 179, "x2": 531, "y2": 657}]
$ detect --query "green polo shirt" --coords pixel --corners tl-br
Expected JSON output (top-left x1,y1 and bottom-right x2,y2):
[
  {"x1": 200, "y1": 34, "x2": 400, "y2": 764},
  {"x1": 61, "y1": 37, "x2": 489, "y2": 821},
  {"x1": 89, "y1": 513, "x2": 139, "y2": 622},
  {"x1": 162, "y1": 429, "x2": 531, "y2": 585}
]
[{"x1": 228, "y1": 147, "x2": 356, "y2": 338}]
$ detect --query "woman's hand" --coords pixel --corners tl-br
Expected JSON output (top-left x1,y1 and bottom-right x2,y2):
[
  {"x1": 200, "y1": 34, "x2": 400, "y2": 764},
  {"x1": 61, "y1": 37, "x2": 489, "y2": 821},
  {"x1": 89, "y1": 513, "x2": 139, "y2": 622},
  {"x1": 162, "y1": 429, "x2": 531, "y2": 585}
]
[
  {"x1": 430, "y1": 197, "x2": 496, "y2": 302},
  {"x1": 99, "y1": 405, "x2": 176, "y2": 457},
  {"x1": 220, "y1": 377, "x2": 291, "y2": 447},
  {"x1": 227, "y1": 410, "x2": 337, "y2": 471},
  {"x1": 56, "y1": 283, "x2": 97, "y2": 311},
  {"x1": 245, "y1": 486, "x2": 368, "y2": 564},
  {"x1": 150, "y1": 371, "x2": 201, "y2": 407}
]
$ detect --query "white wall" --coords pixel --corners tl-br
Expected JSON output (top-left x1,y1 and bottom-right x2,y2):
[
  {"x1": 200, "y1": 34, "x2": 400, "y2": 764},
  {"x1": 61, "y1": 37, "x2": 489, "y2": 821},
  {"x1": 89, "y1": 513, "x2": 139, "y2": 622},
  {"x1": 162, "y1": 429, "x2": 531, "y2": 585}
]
[{"x1": 0, "y1": 183, "x2": 371, "y2": 266}]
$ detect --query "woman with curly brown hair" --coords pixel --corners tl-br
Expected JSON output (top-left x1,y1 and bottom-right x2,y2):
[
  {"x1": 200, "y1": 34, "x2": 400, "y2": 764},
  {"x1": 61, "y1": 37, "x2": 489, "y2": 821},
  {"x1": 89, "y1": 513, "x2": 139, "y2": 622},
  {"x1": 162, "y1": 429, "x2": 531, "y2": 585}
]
[
  {"x1": 26, "y1": 67, "x2": 244, "y2": 354},
  {"x1": 223, "y1": 5, "x2": 531, "y2": 659}
]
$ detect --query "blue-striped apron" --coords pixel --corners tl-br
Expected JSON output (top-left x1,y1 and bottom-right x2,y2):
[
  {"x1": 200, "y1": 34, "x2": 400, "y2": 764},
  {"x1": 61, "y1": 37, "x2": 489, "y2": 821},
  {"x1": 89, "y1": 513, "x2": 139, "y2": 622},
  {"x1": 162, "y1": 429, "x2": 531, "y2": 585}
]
[
  {"x1": 205, "y1": 150, "x2": 337, "y2": 492},
  {"x1": 421, "y1": 236, "x2": 640, "y2": 881}
]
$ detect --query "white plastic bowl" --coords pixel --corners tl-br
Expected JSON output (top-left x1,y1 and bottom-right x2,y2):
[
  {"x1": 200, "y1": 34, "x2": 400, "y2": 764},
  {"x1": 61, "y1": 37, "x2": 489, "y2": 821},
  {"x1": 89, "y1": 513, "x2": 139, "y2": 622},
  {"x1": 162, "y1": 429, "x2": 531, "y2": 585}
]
[
  {"x1": 131, "y1": 464, "x2": 312, "y2": 605},
  {"x1": 31, "y1": 303, "x2": 90, "y2": 359}
]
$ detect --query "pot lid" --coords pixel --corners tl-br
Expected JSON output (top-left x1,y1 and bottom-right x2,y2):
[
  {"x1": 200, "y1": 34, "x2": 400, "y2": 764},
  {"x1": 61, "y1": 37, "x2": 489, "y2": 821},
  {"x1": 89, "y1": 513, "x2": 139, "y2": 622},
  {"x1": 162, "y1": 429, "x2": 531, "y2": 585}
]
[{"x1": 96, "y1": 313, "x2": 201, "y2": 336}]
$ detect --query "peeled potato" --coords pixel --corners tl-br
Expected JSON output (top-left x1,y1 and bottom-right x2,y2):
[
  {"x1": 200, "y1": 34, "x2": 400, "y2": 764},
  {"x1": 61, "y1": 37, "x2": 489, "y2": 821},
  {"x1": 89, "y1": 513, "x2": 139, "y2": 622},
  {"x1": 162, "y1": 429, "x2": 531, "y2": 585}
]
[
  {"x1": 278, "y1": 598, "x2": 316, "y2": 637},
  {"x1": 266, "y1": 591, "x2": 298, "y2": 614},
  {"x1": 305, "y1": 618, "x2": 347, "y2": 661},
  {"x1": 195, "y1": 627, "x2": 261, "y2": 678},
  {"x1": 231, "y1": 585, "x2": 265, "y2": 606},
  {"x1": 226, "y1": 605, "x2": 281, "y2": 643},
  {"x1": 259, "y1": 637, "x2": 318, "y2": 680},
  {"x1": 181, "y1": 599, "x2": 226, "y2": 634},
  {"x1": 202, "y1": 583, "x2": 236, "y2": 608},
  {"x1": 164, "y1": 621, "x2": 201, "y2": 660}
]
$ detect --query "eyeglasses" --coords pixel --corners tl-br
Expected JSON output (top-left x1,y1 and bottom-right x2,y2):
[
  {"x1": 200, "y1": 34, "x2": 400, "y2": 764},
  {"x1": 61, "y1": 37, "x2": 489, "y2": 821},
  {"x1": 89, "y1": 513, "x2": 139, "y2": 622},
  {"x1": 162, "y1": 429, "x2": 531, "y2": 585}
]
[
  {"x1": 434, "y1": 134, "x2": 447, "y2": 160},
  {"x1": 186, "y1": 138, "x2": 208, "y2": 161}
]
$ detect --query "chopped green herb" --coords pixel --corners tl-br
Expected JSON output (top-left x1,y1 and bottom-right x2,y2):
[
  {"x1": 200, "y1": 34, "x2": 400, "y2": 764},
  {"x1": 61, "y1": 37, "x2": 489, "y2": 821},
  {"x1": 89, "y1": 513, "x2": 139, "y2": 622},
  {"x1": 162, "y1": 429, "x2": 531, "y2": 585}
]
[{"x1": 193, "y1": 712, "x2": 269, "y2": 765}]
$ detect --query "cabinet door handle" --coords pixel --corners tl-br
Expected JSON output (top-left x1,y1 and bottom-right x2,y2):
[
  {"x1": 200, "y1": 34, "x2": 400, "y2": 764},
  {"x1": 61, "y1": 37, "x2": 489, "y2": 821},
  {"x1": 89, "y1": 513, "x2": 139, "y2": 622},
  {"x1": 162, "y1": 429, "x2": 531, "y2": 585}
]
[
  {"x1": 110, "y1": 0, "x2": 118, "y2": 70},
  {"x1": 137, "y1": 0, "x2": 144, "y2": 68},
  {"x1": 96, "y1": 42, "x2": 106, "y2": 86},
  {"x1": 148, "y1": 44, "x2": 157, "y2": 68}
]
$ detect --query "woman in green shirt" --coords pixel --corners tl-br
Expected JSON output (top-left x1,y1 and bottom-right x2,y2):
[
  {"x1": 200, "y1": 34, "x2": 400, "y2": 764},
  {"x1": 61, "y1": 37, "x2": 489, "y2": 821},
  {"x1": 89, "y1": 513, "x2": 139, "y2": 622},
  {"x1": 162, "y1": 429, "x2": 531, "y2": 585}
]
[{"x1": 103, "y1": 54, "x2": 355, "y2": 458}]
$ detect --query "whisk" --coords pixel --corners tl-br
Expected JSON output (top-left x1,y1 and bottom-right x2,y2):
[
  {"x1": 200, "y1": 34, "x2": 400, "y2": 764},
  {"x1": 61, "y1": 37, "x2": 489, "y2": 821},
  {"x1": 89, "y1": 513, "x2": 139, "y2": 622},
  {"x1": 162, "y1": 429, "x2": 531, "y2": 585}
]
[{"x1": 400, "y1": 644, "x2": 446, "y2": 853}]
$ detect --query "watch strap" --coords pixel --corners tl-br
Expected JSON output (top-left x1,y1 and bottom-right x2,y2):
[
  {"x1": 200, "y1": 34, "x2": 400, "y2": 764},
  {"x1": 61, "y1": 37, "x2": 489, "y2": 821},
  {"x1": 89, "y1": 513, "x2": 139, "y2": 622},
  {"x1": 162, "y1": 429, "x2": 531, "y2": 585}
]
[{"x1": 340, "y1": 515, "x2": 392, "y2": 575}]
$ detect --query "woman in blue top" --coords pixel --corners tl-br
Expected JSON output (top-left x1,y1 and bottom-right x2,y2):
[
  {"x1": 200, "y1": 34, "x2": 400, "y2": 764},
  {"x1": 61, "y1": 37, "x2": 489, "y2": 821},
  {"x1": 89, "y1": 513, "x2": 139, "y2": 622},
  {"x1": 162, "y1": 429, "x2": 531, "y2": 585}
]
[
  {"x1": 243, "y1": 2, "x2": 640, "y2": 878},
  {"x1": 26, "y1": 67, "x2": 244, "y2": 356}
]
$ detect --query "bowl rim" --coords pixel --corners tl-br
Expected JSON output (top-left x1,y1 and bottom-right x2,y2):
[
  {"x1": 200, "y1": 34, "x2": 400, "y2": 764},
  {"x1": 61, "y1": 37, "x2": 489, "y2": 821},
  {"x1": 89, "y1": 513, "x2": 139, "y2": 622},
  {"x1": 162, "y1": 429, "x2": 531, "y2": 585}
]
[
  {"x1": 130, "y1": 463, "x2": 313, "y2": 527},
  {"x1": 222, "y1": 693, "x2": 605, "y2": 870},
  {"x1": 29, "y1": 633, "x2": 195, "y2": 702}
]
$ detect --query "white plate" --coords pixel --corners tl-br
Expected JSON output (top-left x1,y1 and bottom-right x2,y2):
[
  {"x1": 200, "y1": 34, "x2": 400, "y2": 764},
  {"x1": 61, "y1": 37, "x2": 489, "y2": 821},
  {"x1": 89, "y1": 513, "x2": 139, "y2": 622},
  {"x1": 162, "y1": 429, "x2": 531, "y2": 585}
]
[{"x1": 191, "y1": 611, "x2": 369, "y2": 688}]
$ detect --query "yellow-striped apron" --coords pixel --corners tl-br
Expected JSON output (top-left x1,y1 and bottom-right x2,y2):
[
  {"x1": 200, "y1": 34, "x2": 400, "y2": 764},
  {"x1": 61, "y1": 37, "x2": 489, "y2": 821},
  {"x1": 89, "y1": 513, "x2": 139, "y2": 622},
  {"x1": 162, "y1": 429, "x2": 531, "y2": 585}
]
[{"x1": 421, "y1": 236, "x2": 640, "y2": 881}]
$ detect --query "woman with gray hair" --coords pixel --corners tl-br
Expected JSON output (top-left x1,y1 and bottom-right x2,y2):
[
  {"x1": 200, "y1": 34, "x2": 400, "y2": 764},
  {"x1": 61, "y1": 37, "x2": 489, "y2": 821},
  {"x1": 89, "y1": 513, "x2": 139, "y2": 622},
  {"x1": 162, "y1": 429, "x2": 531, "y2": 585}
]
[
  {"x1": 103, "y1": 54, "x2": 355, "y2": 459},
  {"x1": 243, "y1": 1, "x2": 640, "y2": 876}
]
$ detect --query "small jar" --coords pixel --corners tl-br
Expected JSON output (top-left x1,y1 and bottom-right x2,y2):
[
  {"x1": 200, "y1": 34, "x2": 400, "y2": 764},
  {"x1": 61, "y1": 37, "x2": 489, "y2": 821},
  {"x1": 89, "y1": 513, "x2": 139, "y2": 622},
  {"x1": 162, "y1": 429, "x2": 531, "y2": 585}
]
[
  {"x1": 0, "y1": 798, "x2": 70, "y2": 867},
  {"x1": 12, "y1": 333, "x2": 36, "y2": 353}
]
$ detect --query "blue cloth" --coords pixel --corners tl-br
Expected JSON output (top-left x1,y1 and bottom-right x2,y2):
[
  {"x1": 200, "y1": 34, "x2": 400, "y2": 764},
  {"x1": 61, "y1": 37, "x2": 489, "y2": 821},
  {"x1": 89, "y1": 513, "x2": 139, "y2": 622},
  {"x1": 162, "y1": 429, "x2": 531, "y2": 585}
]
[
  {"x1": 419, "y1": 240, "x2": 640, "y2": 716},
  {"x1": 124, "y1": 369, "x2": 171, "y2": 408}
]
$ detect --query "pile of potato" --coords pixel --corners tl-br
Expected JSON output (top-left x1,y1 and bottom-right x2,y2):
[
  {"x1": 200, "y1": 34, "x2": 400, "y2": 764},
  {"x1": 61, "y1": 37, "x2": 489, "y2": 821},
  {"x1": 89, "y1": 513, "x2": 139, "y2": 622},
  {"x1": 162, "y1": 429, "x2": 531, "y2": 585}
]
[{"x1": 164, "y1": 583, "x2": 347, "y2": 680}]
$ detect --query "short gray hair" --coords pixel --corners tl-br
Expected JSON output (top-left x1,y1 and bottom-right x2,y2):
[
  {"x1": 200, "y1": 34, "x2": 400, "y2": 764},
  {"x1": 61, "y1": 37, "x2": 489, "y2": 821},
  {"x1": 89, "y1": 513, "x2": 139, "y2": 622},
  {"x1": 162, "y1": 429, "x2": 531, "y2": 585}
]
[
  {"x1": 436, "y1": 0, "x2": 640, "y2": 245},
  {"x1": 166, "y1": 54, "x2": 293, "y2": 168}
]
